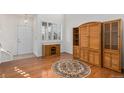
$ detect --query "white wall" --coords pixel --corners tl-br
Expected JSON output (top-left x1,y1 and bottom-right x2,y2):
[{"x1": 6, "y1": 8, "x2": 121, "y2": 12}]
[
  {"x1": 64, "y1": 14, "x2": 124, "y2": 54},
  {"x1": 0, "y1": 14, "x2": 64, "y2": 57},
  {"x1": 33, "y1": 14, "x2": 65, "y2": 57},
  {"x1": 0, "y1": 14, "x2": 33, "y2": 55}
]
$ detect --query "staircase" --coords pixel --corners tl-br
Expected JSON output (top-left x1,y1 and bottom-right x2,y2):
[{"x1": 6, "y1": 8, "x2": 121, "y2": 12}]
[{"x1": 0, "y1": 43, "x2": 13, "y2": 63}]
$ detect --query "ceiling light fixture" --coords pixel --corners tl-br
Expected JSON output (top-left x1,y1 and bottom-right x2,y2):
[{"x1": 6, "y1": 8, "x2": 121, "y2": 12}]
[{"x1": 24, "y1": 14, "x2": 28, "y2": 25}]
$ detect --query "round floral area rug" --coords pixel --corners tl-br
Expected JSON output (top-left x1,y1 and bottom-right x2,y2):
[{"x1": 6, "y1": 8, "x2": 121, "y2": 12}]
[{"x1": 52, "y1": 59, "x2": 91, "y2": 78}]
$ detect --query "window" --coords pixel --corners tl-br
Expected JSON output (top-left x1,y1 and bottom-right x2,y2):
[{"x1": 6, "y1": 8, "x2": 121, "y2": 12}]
[
  {"x1": 41, "y1": 22, "x2": 47, "y2": 40},
  {"x1": 48, "y1": 23, "x2": 52, "y2": 40},
  {"x1": 41, "y1": 22, "x2": 62, "y2": 41}
]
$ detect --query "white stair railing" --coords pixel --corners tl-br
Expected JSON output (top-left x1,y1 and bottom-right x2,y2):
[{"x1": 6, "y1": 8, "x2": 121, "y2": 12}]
[{"x1": 0, "y1": 43, "x2": 13, "y2": 63}]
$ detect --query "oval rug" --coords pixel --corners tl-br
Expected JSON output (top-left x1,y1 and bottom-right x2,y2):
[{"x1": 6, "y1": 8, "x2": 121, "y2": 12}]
[{"x1": 52, "y1": 59, "x2": 91, "y2": 78}]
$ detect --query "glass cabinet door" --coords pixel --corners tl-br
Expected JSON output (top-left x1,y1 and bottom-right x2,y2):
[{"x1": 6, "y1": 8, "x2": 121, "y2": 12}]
[
  {"x1": 104, "y1": 23, "x2": 110, "y2": 49},
  {"x1": 111, "y1": 22, "x2": 118, "y2": 50}
]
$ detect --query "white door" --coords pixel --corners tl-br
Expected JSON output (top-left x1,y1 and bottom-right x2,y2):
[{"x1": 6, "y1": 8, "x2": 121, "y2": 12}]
[{"x1": 17, "y1": 25, "x2": 33, "y2": 55}]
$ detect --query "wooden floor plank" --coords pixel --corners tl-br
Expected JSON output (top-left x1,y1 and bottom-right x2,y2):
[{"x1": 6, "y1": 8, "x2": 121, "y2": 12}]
[{"x1": 0, "y1": 53, "x2": 124, "y2": 78}]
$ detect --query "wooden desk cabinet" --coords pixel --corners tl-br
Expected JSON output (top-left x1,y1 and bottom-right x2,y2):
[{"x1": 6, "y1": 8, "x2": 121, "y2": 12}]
[{"x1": 42, "y1": 44, "x2": 60, "y2": 57}]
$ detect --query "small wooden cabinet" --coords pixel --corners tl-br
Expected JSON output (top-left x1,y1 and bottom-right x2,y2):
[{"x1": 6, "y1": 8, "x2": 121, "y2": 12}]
[
  {"x1": 103, "y1": 52, "x2": 121, "y2": 72},
  {"x1": 103, "y1": 19, "x2": 122, "y2": 72},
  {"x1": 111, "y1": 53, "x2": 120, "y2": 71},
  {"x1": 103, "y1": 52, "x2": 111, "y2": 68},
  {"x1": 42, "y1": 44, "x2": 60, "y2": 57},
  {"x1": 80, "y1": 48, "x2": 89, "y2": 62},
  {"x1": 73, "y1": 46, "x2": 79, "y2": 58},
  {"x1": 89, "y1": 50, "x2": 100, "y2": 66}
]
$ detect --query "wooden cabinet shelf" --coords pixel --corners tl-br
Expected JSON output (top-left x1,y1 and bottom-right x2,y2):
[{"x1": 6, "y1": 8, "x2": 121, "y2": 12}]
[{"x1": 73, "y1": 27, "x2": 80, "y2": 58}]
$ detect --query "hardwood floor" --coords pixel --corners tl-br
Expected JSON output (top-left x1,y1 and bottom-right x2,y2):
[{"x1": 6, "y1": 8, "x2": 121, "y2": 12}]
[{"x1": 0, "y1": 53, "x2": 124, "y2": 78}]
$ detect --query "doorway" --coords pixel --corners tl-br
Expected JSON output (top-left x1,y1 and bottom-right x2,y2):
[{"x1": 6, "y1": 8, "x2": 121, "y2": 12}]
[{"x1": 17, "y1": 25, "x2": 33, "y2": 55}]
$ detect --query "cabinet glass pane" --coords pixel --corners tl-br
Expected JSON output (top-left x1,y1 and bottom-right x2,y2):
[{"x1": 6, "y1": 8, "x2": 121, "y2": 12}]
[
  {"x1": 104, "y1": 24, "x2": 110, "y2": 49},
  {"x1": 111, "y1": 22, "x2": 118, "y2": 50}
]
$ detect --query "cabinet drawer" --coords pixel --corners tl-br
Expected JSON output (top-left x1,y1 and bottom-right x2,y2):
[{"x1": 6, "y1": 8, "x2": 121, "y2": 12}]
[
  {"x1": 94, "y1": 52, "x2": 100, "y2": 66},
  {"x1": 73, "y1": 46, "x2": 79, "y2": 58},
  {"x1": 103, "y1": 52, "x2": 121, "y2": 72},
  {"x1": 89, "y1": 51, "x2": 100, "y2": 66},
  {"x1": 111, "y1": 54, "x2": 120, "y2": 71},
  {"x1": 89, "y1": 51, "x2": 94, "y2": 64},
  {"x1": 103, "y1": 53, "x2": 111, "y2": 68},
  {"x1": 80, "y1": 49, "x2": 88, "y2": 62}
]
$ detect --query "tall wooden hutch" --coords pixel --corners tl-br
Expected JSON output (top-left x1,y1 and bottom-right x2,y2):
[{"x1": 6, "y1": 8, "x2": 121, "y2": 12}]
[{"x1": 73, "y1": 19, "x2": 122, "y2": 72}]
